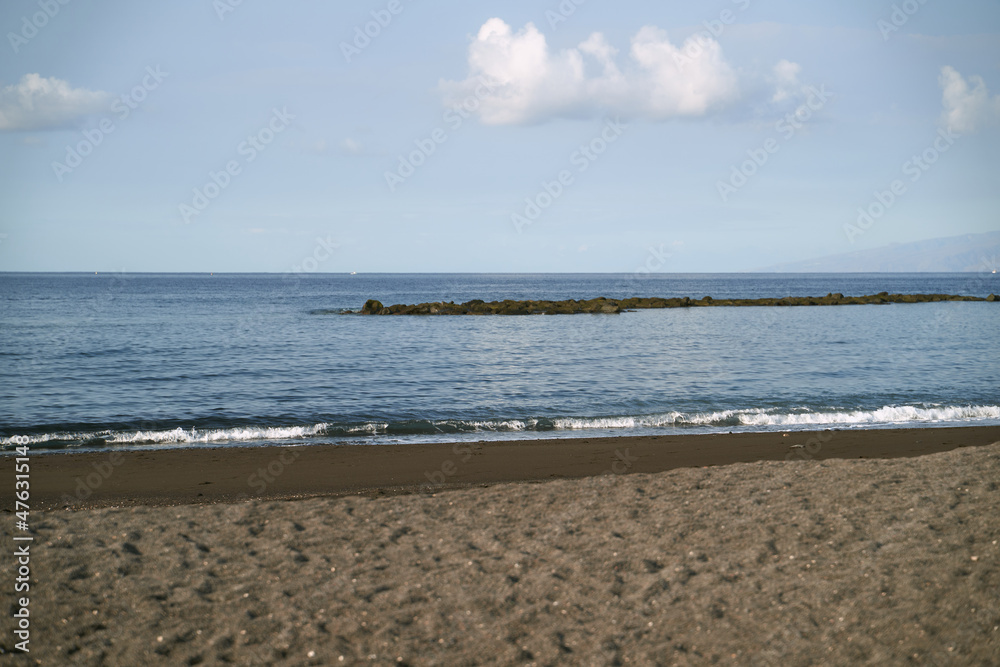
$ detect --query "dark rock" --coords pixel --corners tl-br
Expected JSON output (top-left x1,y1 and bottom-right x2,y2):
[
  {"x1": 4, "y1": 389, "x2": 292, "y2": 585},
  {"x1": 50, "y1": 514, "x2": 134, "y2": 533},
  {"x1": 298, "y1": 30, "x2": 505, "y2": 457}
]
[
  {"x1": 346, "y1": 292, "x2": 990, "y2": 315},
  {"x1": 361, "y1": 299, "x2": 384, "y2": 315}
]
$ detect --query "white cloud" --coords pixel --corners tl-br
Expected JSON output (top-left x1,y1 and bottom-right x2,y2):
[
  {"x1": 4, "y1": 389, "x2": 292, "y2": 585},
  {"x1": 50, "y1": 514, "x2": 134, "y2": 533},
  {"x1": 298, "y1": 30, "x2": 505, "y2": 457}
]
[
  {"x1": 341, "y1": 138, "x2": 363, "y2": 155},
  {"x1": 0, "y1": 74, "x2": 110, "y2": 131},
  {"x1": 939, "y1": 66, "x2": 1000, "y2": 134},
  {"x1": 440, "y1": 19, "x2": 798, "y2": 125},
  {"x1": 770, "y1": 60, "x2": 802, "y2": 103}
]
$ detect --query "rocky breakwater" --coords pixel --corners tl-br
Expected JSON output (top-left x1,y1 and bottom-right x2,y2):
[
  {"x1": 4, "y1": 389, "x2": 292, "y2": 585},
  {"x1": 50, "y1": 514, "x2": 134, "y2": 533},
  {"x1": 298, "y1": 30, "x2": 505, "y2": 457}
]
[
  {"x1": 353, "y1": 292, "x2": 998, "y2": 315},
  {"x1": 358, "y1": 298, "x2": 623, "y2": 315}
]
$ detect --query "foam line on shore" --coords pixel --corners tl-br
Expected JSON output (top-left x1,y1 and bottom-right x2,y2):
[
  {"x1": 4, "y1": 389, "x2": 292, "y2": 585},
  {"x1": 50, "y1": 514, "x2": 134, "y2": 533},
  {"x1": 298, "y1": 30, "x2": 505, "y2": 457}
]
[{"x1": 3, "y1": 404, "x2": 999, "y2": 452}]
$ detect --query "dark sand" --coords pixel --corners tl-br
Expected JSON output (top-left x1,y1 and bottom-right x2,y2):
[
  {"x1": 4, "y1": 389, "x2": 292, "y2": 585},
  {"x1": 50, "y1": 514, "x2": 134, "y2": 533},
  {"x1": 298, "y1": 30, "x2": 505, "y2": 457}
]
[
  {"x1": 2, "y1": 428, "x2": 999, "y2": 664},
  {"x1": 17, "y1": 426, "x2": 1000, "y2": 510}
]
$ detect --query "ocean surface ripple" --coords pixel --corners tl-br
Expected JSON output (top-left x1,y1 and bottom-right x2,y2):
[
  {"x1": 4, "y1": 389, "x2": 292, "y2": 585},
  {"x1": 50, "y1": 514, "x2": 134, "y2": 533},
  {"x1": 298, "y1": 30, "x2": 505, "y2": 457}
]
[{"x1": 2, "y1": 273, "x2": 998, "y2": 453}]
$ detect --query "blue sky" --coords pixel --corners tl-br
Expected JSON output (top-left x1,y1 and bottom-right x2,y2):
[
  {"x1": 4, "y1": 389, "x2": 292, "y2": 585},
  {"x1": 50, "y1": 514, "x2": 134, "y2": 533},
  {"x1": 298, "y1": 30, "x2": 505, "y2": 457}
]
[{"x1": 1, "y1": 0, "x2": 998, "y2": 272}]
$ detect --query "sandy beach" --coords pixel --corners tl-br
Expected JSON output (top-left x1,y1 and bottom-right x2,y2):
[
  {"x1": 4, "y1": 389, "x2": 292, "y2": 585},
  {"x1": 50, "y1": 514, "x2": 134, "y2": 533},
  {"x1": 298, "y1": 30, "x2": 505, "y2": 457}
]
[{"x1": 2, "y1": 427, "x2": 999, "y2": 664}]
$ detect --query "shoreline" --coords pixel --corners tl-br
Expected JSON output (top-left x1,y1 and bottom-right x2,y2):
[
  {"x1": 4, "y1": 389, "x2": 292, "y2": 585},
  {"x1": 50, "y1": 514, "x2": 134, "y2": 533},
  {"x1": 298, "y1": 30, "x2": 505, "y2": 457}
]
[{"x1": 18, "y1": 425, "x2": 1000, "y2": 510}]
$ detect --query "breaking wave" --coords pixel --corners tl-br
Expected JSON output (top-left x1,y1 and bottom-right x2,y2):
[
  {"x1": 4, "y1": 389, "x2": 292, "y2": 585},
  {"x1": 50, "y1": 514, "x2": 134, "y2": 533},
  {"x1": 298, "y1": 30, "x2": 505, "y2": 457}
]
[{"x1": 3, "y1": 404, "x2": 998, "y2": 452}]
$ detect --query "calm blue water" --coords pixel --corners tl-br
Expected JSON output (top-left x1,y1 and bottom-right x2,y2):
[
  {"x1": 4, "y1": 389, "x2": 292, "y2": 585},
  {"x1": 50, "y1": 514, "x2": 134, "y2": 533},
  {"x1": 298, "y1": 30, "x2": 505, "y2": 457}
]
[{"x1": 1, "y1": 273, "x2": 998, "y2": 453}]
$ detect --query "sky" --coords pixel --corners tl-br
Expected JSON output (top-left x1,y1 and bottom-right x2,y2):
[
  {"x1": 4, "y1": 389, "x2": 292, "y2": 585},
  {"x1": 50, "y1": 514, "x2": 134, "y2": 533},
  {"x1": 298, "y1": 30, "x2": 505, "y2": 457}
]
[{"x1": 1, "y1": 0, "x2": 999, "y2": 273}]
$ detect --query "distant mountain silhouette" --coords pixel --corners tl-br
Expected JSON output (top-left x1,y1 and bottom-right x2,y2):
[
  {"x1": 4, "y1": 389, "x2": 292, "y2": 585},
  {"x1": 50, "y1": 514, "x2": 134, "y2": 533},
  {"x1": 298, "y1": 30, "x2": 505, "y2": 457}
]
[{"x1": 757, "y1": 231, "x2": 1000, "y2": 273}]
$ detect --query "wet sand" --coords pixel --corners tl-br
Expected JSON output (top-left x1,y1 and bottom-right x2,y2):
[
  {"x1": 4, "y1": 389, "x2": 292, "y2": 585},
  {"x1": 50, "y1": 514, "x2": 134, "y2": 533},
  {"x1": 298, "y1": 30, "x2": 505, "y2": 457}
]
[
  {"x1": 1, "y1": 433, "x2": 998, "y2": 664},
  {"x1": 17, "y1": 425, "x2": 1000, "y2": 510}
]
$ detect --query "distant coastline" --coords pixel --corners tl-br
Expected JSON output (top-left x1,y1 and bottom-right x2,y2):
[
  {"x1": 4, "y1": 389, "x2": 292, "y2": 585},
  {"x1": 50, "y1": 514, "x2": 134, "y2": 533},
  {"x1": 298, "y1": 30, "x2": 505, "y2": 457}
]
[{"x1": 756, "y1": 230, "x2": 1000, "y2": 273}]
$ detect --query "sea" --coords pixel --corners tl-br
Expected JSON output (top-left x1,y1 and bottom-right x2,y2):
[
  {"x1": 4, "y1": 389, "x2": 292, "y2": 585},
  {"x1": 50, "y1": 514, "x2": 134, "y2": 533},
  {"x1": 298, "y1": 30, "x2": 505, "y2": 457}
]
[{"x1": 1, "y1": 273, "x2": 998, "y2": 454}]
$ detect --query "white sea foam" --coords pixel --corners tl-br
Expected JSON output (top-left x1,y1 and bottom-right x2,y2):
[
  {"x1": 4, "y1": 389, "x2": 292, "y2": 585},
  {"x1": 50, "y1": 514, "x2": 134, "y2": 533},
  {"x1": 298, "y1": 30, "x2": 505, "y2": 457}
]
[
  {"x1": 345, "y1": 422, "x2": 388, "y2": 435},
  {"x1": 552, "y1": 405, "x2": 1000, "y2": 430},
  {"x1": 732, "y1": 404, "x2": 1000, "y2": 426},
  {"x1": 439, "y1": 419, "x2": 530, "y2": 431},
  {"x1": 3, "y1": 405, "x2": 998, "y2": 450},
  {"x1": 110, "y1": 424, "x2": 331, "y2": 444}
]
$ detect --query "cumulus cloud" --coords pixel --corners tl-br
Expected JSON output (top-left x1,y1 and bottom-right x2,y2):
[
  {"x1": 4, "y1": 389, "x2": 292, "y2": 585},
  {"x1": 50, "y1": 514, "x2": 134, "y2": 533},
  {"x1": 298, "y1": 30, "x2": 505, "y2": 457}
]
[
  {"x1": 440, "y1": 19, "x2": 798, "y2": 125},
  {"x1": 0, "y1": 74, "x2": 110, "y2": 131},
  {"x1": 939, "y1": 66, "x2": 1000, "y2": 133}
]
